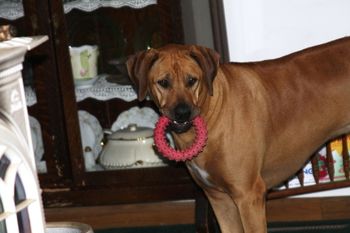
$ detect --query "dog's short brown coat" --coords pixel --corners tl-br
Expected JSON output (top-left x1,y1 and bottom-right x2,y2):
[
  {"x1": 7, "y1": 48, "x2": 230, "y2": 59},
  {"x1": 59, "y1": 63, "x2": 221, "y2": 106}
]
[{"x1": 127, "y1": 37, "x2": 350, "y2": 233}]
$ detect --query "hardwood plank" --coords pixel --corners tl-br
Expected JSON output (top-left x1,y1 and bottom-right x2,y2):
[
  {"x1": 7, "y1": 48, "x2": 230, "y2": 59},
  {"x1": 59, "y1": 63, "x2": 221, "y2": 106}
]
[
  {"x1": 266, "y1": 198, "x2": 323, "y2": 222},
  {"x1": 321, "y1": 197, "x2": 350, "y2": 220},
  {"x1": 45, "y1": 201, "x2": 195, "y2": 230},
  {"x1": 45, "y1": 197, "x2": 350, "y2": 230}
]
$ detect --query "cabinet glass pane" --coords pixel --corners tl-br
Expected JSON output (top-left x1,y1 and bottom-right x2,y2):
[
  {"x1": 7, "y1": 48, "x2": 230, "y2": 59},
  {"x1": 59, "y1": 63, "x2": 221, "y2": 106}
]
[
  {"x1": 64, "y1": 0, "x2": 213, "y2": 172},
  {"x1": 0, "y1": 2, "x2": 49, "y2": 175},
  {"x1": 64, "y1": 1, "x2": 169, "y2": 172},
  {"x1": 22, "y1": 62, "x2": 47, "y2": 174}
]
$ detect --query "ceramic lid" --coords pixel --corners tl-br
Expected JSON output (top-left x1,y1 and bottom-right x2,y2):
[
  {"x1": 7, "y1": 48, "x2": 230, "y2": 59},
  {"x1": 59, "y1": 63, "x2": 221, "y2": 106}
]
[{"x1": 108, "y1": 124, "x2": 153, "y2": 140}]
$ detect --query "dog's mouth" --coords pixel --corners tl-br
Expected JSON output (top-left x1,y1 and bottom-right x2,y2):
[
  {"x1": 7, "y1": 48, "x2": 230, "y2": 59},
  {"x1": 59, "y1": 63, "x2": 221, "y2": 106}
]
[
  {"x1": 161, "y1": 103, "x2": 198, "y2": 134},
  {"x1": 169, "y1": 120, "x2": 193, "y2": 134}
]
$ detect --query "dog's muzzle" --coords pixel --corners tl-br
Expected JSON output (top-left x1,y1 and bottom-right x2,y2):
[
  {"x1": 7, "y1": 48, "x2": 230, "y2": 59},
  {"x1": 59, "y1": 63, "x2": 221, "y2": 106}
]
[{"x1": 170, "y1": 103, "x2": 193, "y2": 133}]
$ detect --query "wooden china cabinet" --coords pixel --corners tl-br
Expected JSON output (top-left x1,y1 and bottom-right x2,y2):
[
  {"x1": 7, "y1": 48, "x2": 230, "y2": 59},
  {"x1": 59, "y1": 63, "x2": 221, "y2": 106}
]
[{"x1": 0, "y1": 0, "x2": 200, "y2": 208}]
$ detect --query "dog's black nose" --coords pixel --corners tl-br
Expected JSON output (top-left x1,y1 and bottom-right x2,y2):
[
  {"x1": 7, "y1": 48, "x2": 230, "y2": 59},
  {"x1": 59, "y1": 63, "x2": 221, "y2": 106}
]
[{"x1": 174, "y1": 103, "x2": 192, "y2": 123}]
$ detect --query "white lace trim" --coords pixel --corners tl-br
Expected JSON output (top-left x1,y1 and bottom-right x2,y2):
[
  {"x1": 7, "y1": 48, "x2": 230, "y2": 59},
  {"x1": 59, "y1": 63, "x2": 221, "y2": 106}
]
[
  {"x1": 64, "y1": 0, "x2": 157, "y2": 13},
  {"x1": 25, "y1": 74, "x2": 137, "y2": 106},
  {"x1": 0, "y1": 0, "x2": 157, "y2": 20},
  {"x1": 75, "y1": 74, "x2": 137, "y2": 102}
]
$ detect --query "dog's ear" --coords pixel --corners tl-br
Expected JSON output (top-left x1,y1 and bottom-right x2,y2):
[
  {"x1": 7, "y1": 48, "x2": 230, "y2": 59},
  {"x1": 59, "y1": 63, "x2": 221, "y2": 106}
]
[
  {"x1": 189, "y1": 46, "x2": 220, "y2": 96},
  {"x1": 126, "y1": 49, "x2": 159, "y2": 101}
]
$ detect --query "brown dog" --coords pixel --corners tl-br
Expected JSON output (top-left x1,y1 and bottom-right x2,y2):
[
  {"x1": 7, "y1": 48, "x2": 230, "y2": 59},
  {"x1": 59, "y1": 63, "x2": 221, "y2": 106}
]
[{"x1": 126, "y1": 37, "x2": 350, "y2": 233}]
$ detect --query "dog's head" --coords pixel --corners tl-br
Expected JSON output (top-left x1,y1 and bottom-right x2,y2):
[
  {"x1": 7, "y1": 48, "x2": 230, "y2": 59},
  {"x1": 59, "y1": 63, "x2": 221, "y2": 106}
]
[{"x1": 126, "y1": 44, "x2": 220, "y2": 133}]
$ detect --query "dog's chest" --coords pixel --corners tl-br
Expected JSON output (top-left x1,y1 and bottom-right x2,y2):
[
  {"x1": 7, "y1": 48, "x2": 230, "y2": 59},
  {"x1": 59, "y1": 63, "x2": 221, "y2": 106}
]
[{"x1": 186, "y1": 161, "x2": 215, "y2": 188}]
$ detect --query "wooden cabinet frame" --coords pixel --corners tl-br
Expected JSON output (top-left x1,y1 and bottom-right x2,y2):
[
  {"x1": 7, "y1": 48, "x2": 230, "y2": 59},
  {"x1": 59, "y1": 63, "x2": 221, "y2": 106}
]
[{"x1": 2, "y1": 0, "x2": 229, "y2": 207}]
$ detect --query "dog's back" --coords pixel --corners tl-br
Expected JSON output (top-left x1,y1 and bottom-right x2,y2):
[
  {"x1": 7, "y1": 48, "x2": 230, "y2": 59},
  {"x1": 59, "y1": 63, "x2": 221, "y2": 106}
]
[{"x1": 215, "y1": 37, "x2": 350, "y2": 187}]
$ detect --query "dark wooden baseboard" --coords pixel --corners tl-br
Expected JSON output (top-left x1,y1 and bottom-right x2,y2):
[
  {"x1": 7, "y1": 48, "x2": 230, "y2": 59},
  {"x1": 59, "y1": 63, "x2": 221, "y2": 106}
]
[
  {"x1": 45, "y1": 197, "x2": 350, "y2": 230},
  {"x1": 45, "y1": 200, "x2": 195, "y2": 230},
  {"x1": 267, "y1": 196, "x2": 350, "y2": 222}
]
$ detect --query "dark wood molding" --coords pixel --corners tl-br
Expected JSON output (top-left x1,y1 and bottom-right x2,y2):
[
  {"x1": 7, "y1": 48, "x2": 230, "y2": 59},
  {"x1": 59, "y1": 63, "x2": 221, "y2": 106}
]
[
  {"x1": 47, "y1": 0, "x2": 86, "y2": 186},
  {"x1": 42, "y1": 183, "x2": 196, "y2": 207},
  {"x1": 23, "y1": 0, "x2": 75, "y2": 183},
  {"x1": 268, "y1": 180, "x2": 350, "y2": 200},
  {"x1": 209, "y1": 0, "x2": 229, "y2": 63}
]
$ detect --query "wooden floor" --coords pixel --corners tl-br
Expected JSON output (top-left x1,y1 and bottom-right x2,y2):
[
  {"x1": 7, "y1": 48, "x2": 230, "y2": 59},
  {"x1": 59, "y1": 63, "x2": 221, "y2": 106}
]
[{"x1": 45, "y1": 196, "x2": 350, "y2": 230}]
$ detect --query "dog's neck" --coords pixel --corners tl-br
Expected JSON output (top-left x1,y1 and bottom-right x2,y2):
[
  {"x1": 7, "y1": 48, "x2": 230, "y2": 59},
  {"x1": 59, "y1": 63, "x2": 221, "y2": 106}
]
[
  {"x1": 175, "y1": 65, "x2": 263, "y2": 156},
  {"x1": 201, "y1": 67, "x2": 230, "y2": 127}
]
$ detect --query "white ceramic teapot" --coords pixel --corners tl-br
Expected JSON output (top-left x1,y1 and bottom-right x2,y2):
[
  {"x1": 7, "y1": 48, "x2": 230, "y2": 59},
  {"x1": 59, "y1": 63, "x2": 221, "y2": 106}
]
[{"x1": 99, "y1": 124, "x2": 165, "y2": 169}]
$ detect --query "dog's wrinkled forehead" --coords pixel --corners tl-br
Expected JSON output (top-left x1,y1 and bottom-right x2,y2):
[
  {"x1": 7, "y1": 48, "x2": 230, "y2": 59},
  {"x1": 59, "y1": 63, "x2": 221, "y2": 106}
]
[
  {"x1": 149, "y1": 46, "x2": 202, "y2": 78},
  {"x1": 154, "y1": 45, "x2": 197, "y2": 65},
  {"x1": 158, "y1": 44, "x2": 193, "y2": 53}
]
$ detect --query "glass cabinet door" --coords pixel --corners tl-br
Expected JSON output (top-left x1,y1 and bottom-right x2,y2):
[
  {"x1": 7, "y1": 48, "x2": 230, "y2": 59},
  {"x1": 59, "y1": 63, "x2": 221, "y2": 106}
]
[
  {"x1": 61, "y1": 0, "x2": 185, "y2": 174},
  {"x1": 2, "y1": 0, "x2": 221, "y2": 206},
  {"x1": 60, "y1": 0, "x2": 216, "y2": 175},
  {"x1": 0, "y1": 0, "x2": 76, "y2": 185}
]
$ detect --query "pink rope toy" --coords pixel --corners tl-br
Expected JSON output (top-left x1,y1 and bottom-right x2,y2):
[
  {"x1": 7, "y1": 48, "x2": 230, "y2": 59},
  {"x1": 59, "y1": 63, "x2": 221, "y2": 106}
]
[{"x1": 154, "y1": 116, "x2": 208, "y2": 161}]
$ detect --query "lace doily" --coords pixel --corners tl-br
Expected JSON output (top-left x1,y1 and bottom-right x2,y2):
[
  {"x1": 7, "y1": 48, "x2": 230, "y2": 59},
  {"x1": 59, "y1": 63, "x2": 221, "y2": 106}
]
[
  {"x1": 25, "y1": 74, "x2": 137, "y2": 106},
  {"x1": 0, "y1": 0, "x2": 157, "y2": 20},
  {"x1": 64, "y1": 0, "x2": 157, "y2": 13},
  {"x1": 75, "y1": 74, "x2": 137, "y2": 102}
]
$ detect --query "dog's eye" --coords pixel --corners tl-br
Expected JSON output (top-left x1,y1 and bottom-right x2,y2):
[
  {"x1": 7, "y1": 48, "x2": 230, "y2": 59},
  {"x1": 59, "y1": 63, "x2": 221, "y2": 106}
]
[
  {"x1": 157, "y1": 79, "x2": 170, "y2": 89},
  {"x1": 187, "y1": 76, "x2": 198, "y2": 87}
]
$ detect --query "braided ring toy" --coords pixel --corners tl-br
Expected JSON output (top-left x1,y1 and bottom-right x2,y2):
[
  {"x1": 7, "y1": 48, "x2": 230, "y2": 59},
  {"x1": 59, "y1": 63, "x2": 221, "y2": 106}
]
[{"x1": 154, "y1": 116, "x2": 208, "y2": 161}]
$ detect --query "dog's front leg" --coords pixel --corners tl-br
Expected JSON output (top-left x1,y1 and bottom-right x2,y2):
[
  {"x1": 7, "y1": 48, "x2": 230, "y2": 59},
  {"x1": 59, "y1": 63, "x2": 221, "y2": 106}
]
[
  {"x1": 205, "y1": 189, "x2": 244, "y2": 233},
  {"x1": 232, "y1": 175, "x2": 267, "y2": 233}
]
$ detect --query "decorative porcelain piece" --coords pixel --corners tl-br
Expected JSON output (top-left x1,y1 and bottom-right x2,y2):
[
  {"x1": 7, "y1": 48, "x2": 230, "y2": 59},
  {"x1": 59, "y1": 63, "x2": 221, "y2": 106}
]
[
  {"x1": 46, "y1": 221, "x2": 94, "y2": 233},
  {"x1": 111, "y1": 106, "x2": 159, "y2": 130},
  {"x1": 74, "y1": 75, "x2": 99, "y2": 89},
  {"x1": 99, "y1": 106, "x2": 174, "y2": 169},
  {"x1": 29, "y1": 116, "x2": 44, "y2": 162},
  {"x1": 25, "y1": 86, "x2": 37, "y2": 107},
  {"x1": 78, "y1": 110, "x2": 103, "y2": 167},
  {"x1": 36, "y1": 161, "x2": 47, "y2": 174},
  {"x1": 69, "y1": 45, "x2": 99, "y2": 80},
  {"x1": 0, "y1": 1, "x2": 24, "y2": 20},
  {"x1": 99, "y1": 124, "x2": 164, "y2": 169}
]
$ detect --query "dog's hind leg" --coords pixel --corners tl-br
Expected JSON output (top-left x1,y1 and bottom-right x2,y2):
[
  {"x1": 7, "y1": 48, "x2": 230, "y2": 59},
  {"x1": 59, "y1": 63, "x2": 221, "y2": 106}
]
[{"x1": 205, "y1": 189, "x2": 244, "y2": 233}]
